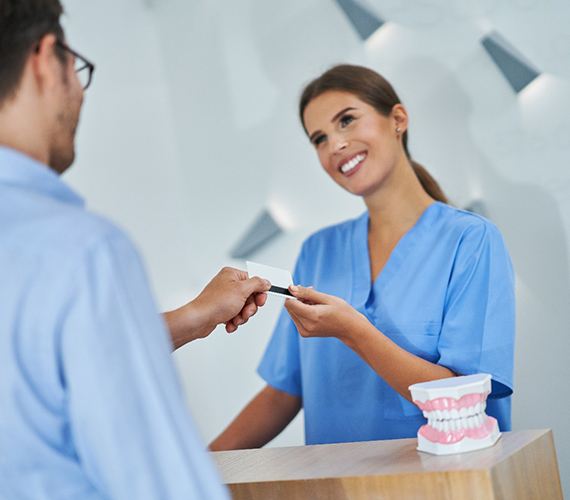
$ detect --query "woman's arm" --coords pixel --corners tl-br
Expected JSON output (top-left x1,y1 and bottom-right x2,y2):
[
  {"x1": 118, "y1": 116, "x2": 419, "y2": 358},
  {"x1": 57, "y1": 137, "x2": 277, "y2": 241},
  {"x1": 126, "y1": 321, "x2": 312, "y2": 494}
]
[
  {"x1": 285, "y1": 286, "x2": 454, "y2": 402},
  {"x1": 209, "y1": 385, "x2": 302, "y2": 451},
  {"x1": 344, "y1": 317, "x2": 454, "y2": 401}
]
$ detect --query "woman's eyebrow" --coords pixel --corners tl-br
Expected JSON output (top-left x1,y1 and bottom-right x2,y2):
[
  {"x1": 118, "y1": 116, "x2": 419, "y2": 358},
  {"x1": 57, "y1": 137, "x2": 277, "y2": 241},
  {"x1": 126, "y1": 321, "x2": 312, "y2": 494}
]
[
  {"x1": 309, "y1": 129, "x2": 323, "y2": 143},
  {"x1": 308, "y1": 107, "x2": 357, "y2": 143},
  {"x1": 331, "y1": 106, "x2": 356, "y2": 123}
]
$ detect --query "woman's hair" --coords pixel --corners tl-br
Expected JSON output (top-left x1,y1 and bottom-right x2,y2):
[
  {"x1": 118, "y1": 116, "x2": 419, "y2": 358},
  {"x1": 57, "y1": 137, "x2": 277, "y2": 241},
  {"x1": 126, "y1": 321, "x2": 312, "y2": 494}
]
[{"x1": 299, "y1": 64, "x2": 448, "y2": 203}]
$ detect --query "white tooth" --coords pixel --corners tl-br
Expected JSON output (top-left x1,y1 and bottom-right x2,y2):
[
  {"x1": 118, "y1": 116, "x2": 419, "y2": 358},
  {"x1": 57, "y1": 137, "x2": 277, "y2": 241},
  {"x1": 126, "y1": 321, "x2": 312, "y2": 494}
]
[
  {"x1": 481, "y1": 401, "x2": 487, "y2": 412},
  {"x1": 449, "y1": 420, "x2": 457, "y2": 431},
  {"x1": 459, "y1": 407, "x2": 467, "y2": 417},
  {"x1": 450, "y1": 409, "x2": 459, "y2": 419},
  {"x1": 435, "y1": 410, "x2": 442, "y2": 420},
  {"x1": 443, "y1": 421, "x2": 449, "y2": 433},
  {"x1": 475, "y1": 402, "x2": 481, "y2": 414}
]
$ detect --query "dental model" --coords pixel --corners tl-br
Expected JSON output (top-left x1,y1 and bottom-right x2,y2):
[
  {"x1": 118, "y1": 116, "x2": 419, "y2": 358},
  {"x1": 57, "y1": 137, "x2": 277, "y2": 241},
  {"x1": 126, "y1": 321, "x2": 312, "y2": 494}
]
[{"x1": 409, "y1": 374, "x2": 500, "y2": 455}]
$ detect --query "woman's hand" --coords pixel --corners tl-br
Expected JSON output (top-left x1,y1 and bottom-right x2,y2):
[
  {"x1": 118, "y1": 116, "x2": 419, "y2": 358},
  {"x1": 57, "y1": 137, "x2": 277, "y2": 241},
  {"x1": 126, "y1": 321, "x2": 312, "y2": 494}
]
[{"x1": 284, "y1": 285, "x2": 368, "y2": 343}]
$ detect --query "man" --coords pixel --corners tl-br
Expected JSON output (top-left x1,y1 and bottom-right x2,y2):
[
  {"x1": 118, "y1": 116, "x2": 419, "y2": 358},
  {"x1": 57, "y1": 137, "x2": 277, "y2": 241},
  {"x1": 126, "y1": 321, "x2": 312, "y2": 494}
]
[{"x1": 0, "y1": 1, "x2": 270, "y2": 498}]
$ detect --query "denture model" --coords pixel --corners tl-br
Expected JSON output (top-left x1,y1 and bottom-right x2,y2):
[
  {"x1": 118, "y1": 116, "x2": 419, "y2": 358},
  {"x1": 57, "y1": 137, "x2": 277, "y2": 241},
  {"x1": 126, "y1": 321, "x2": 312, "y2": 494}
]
[{"x1": 409, "y1": 373, "x2": 500, "y2": 455}]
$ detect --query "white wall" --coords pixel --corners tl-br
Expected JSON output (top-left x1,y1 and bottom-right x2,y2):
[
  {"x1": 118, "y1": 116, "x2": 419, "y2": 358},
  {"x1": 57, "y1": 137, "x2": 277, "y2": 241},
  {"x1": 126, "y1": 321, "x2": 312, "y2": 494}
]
[{"x1": 63, "y1": 0, "x2": 570, "y2": 494}]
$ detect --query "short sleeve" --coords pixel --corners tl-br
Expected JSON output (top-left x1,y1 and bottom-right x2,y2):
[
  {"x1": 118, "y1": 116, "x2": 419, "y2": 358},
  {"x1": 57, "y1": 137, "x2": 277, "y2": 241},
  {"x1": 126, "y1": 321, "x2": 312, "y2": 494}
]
[
  {"x1": 437, "y1": 221, "x2": 515, "y2": 399},
  {"x1": 256, "y1": 244, "x2": 309, "y2": 397}
]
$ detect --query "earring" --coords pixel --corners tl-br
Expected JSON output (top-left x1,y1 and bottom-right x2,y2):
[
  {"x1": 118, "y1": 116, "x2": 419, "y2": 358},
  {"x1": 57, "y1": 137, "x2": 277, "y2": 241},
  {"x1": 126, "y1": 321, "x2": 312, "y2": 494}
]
[{"x1": 396, "y1": 127, "x2": 401, "y2": 133}]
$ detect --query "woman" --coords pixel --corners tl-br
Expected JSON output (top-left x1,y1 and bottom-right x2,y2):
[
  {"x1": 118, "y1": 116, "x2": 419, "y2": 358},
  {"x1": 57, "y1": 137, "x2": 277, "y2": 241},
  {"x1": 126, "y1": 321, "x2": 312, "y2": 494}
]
[{"x1": 210, "y1": 64, "x2": 515, "y2": 449}]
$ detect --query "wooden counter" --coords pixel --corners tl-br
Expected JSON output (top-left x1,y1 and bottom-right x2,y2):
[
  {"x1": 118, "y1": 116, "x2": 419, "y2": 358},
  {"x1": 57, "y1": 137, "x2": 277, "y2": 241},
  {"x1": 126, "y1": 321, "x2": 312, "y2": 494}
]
[{"x1": 212, "y1": 429, "x2": 563, "y2": 499}]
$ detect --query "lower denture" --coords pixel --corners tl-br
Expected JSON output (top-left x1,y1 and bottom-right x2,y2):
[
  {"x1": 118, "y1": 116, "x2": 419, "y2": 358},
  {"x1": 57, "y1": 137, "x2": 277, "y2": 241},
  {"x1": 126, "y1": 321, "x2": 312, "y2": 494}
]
[{"x1": 419, "y1": 416, "x2": 497, "y2": 444}]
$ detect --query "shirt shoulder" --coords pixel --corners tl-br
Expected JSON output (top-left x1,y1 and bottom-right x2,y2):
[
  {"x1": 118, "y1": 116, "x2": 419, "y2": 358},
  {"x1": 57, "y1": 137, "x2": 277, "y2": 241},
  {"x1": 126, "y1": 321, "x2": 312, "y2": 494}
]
[
  {"x1": 301, "y1": 213, "x2": 364, "y2": 253},
  {"x1": 435, "y1": 203, "x2": 504, "y2": 246},
  {"x1": 4, "y1": 191, "x2": 138, "y2": 272}
]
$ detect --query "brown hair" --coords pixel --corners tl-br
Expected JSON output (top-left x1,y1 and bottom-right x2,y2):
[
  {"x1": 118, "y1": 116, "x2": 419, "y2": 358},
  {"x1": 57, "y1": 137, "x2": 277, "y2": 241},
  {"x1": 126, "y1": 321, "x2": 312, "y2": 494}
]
[
  {"x1": 0, "y1": 0, "x2": 65, "y2": 107},
  {"x1": 299, "y1": 64, "x2": 448, "y2": 203}
]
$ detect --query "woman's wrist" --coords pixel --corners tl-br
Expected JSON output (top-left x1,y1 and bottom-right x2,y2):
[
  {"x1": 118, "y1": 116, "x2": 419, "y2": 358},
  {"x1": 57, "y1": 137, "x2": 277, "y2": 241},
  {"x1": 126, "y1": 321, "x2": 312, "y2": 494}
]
[{"x1": 339, "y1": 310, "x2": 374, "y2": 350}]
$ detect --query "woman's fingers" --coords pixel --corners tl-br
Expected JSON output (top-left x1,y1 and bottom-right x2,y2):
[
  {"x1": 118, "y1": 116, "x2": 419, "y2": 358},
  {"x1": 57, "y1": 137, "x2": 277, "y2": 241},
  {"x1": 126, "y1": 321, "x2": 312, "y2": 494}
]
[
  {"x1": 289, "y1": 285, "x2": 332, "y2": 305},
  {"x1": 284, "y1": 297, "x2": 316, "y2": 319}
]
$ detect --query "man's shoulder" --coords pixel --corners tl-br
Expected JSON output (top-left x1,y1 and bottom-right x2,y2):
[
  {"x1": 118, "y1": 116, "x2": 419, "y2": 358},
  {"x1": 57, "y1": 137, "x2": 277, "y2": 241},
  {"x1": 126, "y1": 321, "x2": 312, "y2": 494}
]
[{"x1": 11, "y1": 198, "x2": 137, "y2": 266}]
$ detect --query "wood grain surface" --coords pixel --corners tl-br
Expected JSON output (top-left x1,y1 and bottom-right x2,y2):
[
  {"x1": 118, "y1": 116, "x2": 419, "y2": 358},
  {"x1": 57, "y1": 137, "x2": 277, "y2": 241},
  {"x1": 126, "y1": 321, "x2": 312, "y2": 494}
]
[{"x1": 211, "y1": 429, "x2": 563, "y2": 499}]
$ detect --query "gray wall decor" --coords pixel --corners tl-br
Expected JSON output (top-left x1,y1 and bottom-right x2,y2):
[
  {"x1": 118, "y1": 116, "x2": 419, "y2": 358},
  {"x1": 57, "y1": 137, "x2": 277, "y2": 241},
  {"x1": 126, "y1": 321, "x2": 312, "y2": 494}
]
[
  {"x1": 481, "y1": 31, "x2": 540, "y2": 93},
  {"x1": 335, "y1": 0, "x2": 384, "y2": 40}
]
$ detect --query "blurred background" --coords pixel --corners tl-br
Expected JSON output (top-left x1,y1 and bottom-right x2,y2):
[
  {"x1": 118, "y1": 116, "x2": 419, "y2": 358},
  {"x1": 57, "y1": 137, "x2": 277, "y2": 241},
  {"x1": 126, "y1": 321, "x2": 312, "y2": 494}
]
[{"x1": 61, "y1": 0, "x2": 570, "y2": 494}]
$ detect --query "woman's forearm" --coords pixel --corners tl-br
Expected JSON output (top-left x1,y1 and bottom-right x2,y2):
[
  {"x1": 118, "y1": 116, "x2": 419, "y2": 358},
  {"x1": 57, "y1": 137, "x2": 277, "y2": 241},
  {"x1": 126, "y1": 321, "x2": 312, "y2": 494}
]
[
  {"x1": 209, "y1": 385, "x2": 302, "y2": 451},
  {"x1": 343, "y1": 316, "x2": 455, "y2": 401}
]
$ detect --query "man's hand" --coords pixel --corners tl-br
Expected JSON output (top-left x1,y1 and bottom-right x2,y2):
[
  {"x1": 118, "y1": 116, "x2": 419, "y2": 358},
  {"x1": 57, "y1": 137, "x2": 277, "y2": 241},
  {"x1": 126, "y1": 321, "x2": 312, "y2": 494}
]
[
  {"x1": 165, "y1": 267, "x2": 271, "y2": 349},
  {"x1": 194, "y1": 267, "x2": 271, "y2": 333}
]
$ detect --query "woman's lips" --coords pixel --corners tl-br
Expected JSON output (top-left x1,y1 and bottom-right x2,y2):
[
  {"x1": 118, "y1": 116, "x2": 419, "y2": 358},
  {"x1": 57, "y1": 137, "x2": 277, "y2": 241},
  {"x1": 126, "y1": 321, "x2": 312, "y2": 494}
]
[{"x1": 338, "y1": 152, "x2": 367, "y2": 177}]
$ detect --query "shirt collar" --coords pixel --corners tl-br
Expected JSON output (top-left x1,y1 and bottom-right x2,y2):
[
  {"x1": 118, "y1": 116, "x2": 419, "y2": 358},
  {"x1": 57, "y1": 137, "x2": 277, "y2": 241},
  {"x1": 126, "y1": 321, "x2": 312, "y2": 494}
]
[{"x1": 0, "y1": 146, "x2": 84, "y2": 207}]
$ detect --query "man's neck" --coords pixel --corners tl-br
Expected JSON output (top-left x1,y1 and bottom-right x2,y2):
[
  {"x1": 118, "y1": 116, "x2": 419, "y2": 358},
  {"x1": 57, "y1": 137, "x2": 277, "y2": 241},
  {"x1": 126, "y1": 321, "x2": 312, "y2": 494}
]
[{"x1": 0, "y1": 96, "x2": 51, "y2": 170}]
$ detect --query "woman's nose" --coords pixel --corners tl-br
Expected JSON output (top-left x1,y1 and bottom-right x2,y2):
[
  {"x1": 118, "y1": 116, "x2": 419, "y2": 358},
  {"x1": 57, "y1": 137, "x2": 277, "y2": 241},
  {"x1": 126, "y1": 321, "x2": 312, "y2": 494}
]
[{"x1": 331, "y1": 137, "x2": 349, "y2": 154}]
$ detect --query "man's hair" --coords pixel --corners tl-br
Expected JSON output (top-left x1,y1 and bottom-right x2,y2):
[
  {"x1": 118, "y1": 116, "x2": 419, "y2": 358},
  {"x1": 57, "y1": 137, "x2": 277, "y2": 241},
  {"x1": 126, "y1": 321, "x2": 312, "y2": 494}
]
[{"x1": 0, "y1": 0, "x2": 65, "y2": 106}]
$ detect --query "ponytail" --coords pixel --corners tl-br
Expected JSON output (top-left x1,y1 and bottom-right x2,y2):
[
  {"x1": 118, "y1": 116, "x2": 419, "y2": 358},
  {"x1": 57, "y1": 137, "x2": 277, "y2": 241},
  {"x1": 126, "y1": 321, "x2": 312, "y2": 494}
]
[
  {"x1": 402, "y1": 130, "x2": 447, "y2": 203},
  {"x1": 410, "y1": 161, "x2": 448, "y2": 203}
]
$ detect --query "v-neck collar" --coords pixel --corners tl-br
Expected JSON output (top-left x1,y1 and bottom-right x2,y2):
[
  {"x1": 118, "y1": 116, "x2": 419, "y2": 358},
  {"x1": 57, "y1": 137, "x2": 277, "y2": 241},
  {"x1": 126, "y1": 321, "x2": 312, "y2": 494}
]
[{"x1": 351, "y1": 202, "x2": 443, "y2": 309}]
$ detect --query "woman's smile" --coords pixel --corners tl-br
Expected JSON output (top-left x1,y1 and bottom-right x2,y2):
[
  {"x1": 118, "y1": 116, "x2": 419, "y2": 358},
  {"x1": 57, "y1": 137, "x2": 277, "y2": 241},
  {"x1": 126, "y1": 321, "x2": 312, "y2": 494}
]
[{"x1": 337, "y1": 152, "x2": 367, "y2": 176}]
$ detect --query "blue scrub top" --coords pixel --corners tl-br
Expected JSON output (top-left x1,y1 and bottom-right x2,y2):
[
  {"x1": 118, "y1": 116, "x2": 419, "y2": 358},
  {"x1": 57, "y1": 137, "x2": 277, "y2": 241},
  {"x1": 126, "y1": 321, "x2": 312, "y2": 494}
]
[{"x1": 258, "y1": 202, "x2": 515, "y2": 445}]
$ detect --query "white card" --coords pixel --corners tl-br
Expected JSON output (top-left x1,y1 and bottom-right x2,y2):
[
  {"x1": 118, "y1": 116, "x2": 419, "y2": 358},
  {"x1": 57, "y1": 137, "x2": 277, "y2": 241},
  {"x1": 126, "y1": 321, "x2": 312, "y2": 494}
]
[{"x1": 246, "y1": 261, "x2": 296, "y2": 299}]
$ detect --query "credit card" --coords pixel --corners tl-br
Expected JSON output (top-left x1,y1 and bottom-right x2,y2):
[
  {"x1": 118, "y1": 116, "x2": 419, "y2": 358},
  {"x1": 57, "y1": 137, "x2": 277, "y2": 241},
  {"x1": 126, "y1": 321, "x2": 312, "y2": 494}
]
[{"x1": 246, "y1": 261, "x2": 296, "y2": 299}]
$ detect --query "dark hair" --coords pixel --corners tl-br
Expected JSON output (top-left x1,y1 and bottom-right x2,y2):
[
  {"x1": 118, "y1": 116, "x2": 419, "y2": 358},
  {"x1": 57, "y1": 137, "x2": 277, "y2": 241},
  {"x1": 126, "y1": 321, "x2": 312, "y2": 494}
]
[
  {"x1": 0, "y1": 0, "x2": 65, "y2": 106},
  {"x1": 299, "y1": 64, "x2": 448, "y2": 203}
]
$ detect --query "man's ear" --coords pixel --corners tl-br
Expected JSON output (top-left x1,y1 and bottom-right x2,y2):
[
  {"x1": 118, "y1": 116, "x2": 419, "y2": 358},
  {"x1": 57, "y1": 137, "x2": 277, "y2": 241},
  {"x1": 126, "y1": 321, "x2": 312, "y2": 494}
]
[{"x1": 31, "y1": 33, "x2": 64, "y2": 94}]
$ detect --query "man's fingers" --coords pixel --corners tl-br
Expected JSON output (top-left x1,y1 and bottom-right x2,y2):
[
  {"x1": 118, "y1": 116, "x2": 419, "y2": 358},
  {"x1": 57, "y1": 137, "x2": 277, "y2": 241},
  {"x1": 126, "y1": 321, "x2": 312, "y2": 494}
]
[
  {"x1": 241, "y1": 276, "x2": 271, "y2": 297},
  {"x1": 241, "y1": 301, "x2": 258, "y2": 322},
  {"x1": 289, "y1": 285, "x2": 331, "y2": 304},
  {"x1": 254, "y1": 292, "x2": 268, "y2": 307}
]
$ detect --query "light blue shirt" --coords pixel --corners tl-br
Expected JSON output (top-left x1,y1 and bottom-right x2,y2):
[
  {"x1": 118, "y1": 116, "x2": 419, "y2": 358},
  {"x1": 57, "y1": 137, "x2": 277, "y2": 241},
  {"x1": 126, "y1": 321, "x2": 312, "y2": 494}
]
[
  {"x1": 0, "y1": 147, "x2": 228, "y2": 500},
  {"x1": 259, "y1": 202, "x2": 515, "y2": 445}
]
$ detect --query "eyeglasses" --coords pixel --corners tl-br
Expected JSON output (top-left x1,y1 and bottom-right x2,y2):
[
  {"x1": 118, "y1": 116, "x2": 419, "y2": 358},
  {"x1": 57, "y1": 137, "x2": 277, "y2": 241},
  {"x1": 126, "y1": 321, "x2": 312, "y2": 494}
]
[{"x1": 56, "y1": 41, "x2": 95, "y2": 90}]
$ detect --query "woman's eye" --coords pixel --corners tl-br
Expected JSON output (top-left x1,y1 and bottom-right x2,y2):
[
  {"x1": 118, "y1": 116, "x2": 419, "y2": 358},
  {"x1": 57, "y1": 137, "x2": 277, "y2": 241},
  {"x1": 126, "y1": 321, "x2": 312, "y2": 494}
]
[
  {"x1": 313, "y1": 134, "x2": 326, "y2": 146},
  {"x1": 339, "y1": 114, "x2": 355, "y2": 128}
]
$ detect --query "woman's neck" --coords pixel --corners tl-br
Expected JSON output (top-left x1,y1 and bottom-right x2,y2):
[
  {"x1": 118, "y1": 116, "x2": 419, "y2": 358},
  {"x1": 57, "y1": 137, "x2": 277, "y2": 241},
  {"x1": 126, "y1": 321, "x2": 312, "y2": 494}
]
[{"x1": 364, "y1": 161, "x2": 434, "y2": 238}]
